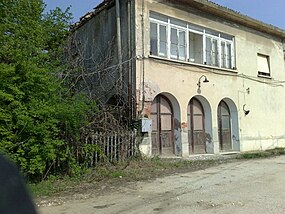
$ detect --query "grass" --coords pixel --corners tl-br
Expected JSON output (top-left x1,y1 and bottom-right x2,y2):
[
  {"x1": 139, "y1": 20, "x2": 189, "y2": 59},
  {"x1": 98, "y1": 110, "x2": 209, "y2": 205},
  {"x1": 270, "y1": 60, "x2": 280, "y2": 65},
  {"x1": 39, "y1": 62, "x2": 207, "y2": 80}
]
[
  {"x1": 30, "y1": 148, "x2": 285, "y2": 198},
  {"x1": 29, "y1": 175, "x2": 82, "y2": 198},
  {"x1": 237, "y1": 147, "x2": 285, "y2": 159},
  {"x1": 29, "y1": 157, "x2": 213, "y2": 198}
]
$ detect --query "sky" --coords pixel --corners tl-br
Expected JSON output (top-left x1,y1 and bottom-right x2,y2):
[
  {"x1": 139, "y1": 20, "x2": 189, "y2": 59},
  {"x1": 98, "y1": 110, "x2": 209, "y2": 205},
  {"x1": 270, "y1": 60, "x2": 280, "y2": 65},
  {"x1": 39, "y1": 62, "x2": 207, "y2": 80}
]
[{"x1": 44, "y1": 0, "x2": 285, "y2": 29}]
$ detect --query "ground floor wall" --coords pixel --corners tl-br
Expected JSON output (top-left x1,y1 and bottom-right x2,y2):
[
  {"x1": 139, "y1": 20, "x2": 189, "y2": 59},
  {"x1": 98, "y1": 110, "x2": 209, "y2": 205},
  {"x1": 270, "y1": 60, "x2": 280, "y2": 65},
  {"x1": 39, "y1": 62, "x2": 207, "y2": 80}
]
[{"x1": 136, "y1": 58, "x2": 285, "y2": 157}]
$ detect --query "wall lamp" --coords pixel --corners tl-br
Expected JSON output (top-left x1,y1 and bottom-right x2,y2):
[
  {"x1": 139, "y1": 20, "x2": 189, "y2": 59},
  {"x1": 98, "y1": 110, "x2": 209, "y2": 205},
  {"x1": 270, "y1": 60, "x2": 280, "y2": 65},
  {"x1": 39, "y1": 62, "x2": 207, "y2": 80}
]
[
  {"x1": 197, "y1": 75, "x2": 209, "y2": 90},
  {"x1": 243, "y1": 104, "x2": 250, "y2": 116}
]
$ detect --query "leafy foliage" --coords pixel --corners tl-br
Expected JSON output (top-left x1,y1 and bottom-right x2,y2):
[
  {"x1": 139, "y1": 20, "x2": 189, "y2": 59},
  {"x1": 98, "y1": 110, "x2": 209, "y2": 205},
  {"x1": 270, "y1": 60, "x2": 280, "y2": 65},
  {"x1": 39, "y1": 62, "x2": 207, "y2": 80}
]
[{"x1": 0, "y1": 0, "x2": 96, "y2": 181}]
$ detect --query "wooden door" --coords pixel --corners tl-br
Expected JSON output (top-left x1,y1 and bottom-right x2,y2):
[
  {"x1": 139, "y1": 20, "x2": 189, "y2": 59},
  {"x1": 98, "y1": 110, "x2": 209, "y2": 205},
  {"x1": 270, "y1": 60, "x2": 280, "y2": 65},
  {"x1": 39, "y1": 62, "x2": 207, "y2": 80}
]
[
  {"x1": 188, "y1": 98, "x2": 206, "y2": 154},
  {"x1": 218, "y1": 101, "x2": 232, "y2": 151},
  {"x1": 151, "y1": 95, "x2": 174, "y2": 156}
]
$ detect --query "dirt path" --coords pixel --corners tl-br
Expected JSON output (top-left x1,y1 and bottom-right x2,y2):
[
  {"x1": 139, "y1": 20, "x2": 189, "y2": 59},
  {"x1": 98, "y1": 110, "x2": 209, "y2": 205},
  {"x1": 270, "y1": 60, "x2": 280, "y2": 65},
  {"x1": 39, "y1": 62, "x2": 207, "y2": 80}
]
[{"x1": 39, "y1": 156, "x2": 285, "y2": 214}]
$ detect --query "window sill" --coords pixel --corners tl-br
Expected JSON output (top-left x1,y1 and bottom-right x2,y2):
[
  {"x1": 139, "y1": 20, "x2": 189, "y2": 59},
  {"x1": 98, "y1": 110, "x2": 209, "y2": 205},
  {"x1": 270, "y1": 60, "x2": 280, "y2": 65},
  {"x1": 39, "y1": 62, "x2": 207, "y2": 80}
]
[
  {"x1": 257, "y1": 74, "x2": 272, "y2": 79},
  {"x1": 148, "y1": 55, "x2": 238, "y2": 73}
]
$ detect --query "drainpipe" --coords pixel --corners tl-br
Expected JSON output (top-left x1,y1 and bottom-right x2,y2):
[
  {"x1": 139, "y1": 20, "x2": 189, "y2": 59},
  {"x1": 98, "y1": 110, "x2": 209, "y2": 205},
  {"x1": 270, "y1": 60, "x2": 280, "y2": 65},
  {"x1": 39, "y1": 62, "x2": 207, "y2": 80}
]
[
  {"x1": 127, "y1": 0, "x2": 133, "y2": 122},
  {"x1": 140, "y1": 0, "x2": 145, "y2": 116},
  {"x1": 130, "y1": 0, "x2": 137, "y2": 121},
  {"x1": 116, "y1": 0, "x2": 123, "y2": 90}
]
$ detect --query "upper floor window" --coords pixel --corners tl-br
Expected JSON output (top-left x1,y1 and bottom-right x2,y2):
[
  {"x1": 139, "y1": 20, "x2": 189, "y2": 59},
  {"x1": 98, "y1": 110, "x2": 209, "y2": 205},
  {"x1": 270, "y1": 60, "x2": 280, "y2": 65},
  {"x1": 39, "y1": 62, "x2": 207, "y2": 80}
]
[
  {"x1": 150, "y1": 22, "x2": 167, "y2": 57},
  {"x1": 189, "y1": 32, "x2": 203, "y2": 64},
  {"x1": 257, "y1": 54, "x2": 270, "y2": 77},
  {"x1": 149, "y1": 12, "x2": 236, "y2": 70},
  {"x1": 206, "y1": 37, "x2": 219, "y2": 67},
  {"x1": 221, "y1": 41, "x2": 233, "y2": 69},
  {"x1": 170, "y1": 28, "x2": 186, "y2": 60}
]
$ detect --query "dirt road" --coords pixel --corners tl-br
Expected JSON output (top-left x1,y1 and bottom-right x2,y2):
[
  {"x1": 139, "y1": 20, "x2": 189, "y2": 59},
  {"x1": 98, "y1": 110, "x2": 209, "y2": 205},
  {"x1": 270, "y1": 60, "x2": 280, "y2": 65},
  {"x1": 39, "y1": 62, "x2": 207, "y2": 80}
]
[{"x1": 39, "y1": 155, "x2": 285, "y2": 214}]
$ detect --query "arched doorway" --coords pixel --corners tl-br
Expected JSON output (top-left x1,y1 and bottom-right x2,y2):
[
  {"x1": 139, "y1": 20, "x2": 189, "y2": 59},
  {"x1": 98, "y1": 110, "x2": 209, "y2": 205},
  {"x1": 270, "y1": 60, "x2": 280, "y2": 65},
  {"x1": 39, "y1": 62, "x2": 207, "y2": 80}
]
[
  {"x1": 151, "y1": 95, "x2": 174, "y2": 156},
  {"x1": 188, "y1": 98, "x2": 206, "y2": 154},
  {"x1": 218, "y1": 100, "x2": 232, "y2": 151}
]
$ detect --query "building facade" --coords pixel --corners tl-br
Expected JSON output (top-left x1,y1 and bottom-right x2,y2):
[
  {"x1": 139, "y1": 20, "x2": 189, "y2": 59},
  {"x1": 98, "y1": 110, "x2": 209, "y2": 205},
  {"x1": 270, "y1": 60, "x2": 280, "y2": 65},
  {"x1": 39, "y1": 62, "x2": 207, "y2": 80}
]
[{"x1": 73, "y1": 0, "x2": 285, "y2": 157}]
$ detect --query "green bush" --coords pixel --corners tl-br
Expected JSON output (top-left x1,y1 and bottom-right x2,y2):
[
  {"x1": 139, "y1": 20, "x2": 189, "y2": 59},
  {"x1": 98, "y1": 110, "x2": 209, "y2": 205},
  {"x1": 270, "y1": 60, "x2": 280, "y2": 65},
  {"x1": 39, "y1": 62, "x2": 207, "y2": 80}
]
[{"x1": 0, "y1": 0, "x2": 97, "y2": 181}]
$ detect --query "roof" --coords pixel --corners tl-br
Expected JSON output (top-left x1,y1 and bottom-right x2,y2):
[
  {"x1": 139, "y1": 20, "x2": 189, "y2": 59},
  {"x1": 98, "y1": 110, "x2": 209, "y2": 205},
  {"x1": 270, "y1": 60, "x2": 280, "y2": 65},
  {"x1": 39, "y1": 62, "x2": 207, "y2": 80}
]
[
  {"x1": 174, "y1": 0, "x2": 285, "y2": 39},
  {"x1": 72, "y1": 0, "x2": 285, "y2": 39},
  {"x1": 71, "y1": 0, "x2": 114, "y2": 31}
]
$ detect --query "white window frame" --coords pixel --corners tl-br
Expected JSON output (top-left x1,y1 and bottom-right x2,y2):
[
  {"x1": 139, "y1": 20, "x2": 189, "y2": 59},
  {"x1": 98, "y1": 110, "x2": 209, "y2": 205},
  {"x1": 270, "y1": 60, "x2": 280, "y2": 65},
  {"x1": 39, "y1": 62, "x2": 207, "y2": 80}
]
[
  {"x1": 220, "y1": 39, "x2": 234, "y2": 69},
  {"x1": 257, "y1": 53, "x2": 271, "y2": 77},
  {"x1": 149, "y1": 12, "x2": 236, "y2": 70},
  {"x1": 150, "y1": 19, "x2": 168, "y2": 57},
  {"x1": 158, "y1": 24, "x2": 167, "y2": 57},
  {"x1": 170, "y1": 26, "x2": 186, "y2": 60},
  {"x1": 205, "y1": 36, "x2": 219, "y2": 66},
  {"x1": 188, "y1": 30, "x2": 204, "y2": 63}
]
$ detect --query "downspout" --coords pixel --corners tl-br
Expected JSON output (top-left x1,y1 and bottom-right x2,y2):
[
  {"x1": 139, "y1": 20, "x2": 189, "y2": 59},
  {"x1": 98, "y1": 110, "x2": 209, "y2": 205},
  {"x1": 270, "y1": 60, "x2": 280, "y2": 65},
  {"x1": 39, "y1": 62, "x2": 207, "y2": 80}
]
[
  {"x1": 131, "y1": 0, "x2": 137, "y2": 121},
  {"x1": 116, "y1": 0, "x2": 123, "y2": 90},
  {"x1": 140, "y1": 0, "x2": 145, "y2": 116},
  {"x1": 127, "y1": 0, "x2": 132, "y2": 122}
]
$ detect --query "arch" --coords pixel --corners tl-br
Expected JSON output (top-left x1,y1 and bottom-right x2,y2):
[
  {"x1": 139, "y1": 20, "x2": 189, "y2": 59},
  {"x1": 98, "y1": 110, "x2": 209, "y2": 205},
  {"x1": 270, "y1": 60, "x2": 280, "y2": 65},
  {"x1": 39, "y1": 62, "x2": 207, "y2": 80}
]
[
  {"x1": 187, "y1": 95, "x2": 213, "y2": 154},
  {"x1": 151, "y1": 92, "x2": 181, "y2": 156},
  {"x1": 218, "y1": 98, "x2": 240, "y2": 152}
]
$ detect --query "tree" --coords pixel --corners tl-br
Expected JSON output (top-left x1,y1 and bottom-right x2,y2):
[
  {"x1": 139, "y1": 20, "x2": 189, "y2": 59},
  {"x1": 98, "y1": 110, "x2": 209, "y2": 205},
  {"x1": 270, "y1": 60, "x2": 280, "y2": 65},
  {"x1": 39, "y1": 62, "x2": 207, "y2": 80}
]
[{"x1": 0, "y1": 0, "x2": 95, "y2": 181}]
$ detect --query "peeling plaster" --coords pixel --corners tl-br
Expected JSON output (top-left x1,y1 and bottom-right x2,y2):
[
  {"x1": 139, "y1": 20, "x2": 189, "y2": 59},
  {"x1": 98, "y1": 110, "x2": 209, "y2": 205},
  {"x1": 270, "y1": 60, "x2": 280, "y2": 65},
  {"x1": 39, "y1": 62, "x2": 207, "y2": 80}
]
[{"x1": 143, "y1": 80, "x2": 161, "y2": 101}]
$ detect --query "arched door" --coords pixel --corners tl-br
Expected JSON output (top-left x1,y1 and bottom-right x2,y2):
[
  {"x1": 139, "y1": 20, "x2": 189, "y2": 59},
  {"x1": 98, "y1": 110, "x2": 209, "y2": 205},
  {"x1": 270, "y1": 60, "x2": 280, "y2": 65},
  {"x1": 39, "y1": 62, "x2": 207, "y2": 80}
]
[
  {"x1": 151, "y1": 95, "x2": 174, "y2": 156},
  {"x1": 188, "y1": 98, "x2": 206, "y2": 154},
  {"x1": 218, "y1": 101, "x2": 232, "y2": 151}
]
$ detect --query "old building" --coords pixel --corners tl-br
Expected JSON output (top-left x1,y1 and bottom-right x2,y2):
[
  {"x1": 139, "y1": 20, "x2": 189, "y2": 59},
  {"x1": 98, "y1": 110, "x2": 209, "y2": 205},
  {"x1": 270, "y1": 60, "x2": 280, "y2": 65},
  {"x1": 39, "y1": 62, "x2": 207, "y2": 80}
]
[{"x1": 72, "y1": 0, "x2": 285, "y2": 157}]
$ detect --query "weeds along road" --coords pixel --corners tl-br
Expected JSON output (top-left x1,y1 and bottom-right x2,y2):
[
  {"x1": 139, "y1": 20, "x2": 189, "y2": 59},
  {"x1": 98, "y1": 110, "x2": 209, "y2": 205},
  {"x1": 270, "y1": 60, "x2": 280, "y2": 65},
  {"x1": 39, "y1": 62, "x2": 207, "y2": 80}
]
[{"x1": 39, "y1": 155, "x2": 285, "y2": 214}]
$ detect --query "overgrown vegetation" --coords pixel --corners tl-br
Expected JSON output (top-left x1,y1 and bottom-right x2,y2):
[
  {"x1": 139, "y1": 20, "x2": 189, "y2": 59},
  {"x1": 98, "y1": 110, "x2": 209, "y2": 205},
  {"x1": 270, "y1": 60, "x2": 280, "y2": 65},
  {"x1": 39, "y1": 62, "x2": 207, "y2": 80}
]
[
  {"x1": 30, "y1": 157, "x2": 214, "y2": 198},
  {"x1": 31, "y1": 148, "x2": 285, "y2": 198},
  {"x1": 0, "y1": 0, "x2": 97, "y2": 181}
]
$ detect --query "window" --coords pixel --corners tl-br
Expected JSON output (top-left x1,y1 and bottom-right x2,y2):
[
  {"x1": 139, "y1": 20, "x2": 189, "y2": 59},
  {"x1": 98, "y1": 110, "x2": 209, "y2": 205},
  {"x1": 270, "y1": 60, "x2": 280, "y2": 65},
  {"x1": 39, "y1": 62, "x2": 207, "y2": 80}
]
[
  {"x1": 257, "y1": 54, "x2": 270, "y2": 77},
  {"x1": 221, "y1": 41, "x2": 233, "y2": 69},
  {"x1": 170, "y1": 28, "x2": 186, "y2": 60},
  {"x1": 189, "y1": 32, "x2": 203, "y2": 64},
  {"x1": 206, "y1": 37, "x2": 219, "y2": 66},
  {"x1": 221, "y1": 42, "x2": 226, "y2": 68},
  {"x1": 149, "y1": 12, "x2": 236, "y2": 70},
  {"x1": 226, "y1": 43, "x2": 233, "y2": 69},
  {"x1": 150, "y1": 22, "x2": 167, "y2": 57},
  {"x1": 150, "y1": 22, "x2": 158, "y2": 55},
  {"x1": 159, "y1": 25, "x2": 167, "y2": 56}
]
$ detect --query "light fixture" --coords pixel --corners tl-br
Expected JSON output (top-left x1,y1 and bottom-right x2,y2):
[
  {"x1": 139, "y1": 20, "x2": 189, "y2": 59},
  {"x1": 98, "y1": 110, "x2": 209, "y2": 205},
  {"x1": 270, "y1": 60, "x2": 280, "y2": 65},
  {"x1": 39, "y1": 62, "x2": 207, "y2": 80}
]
[
  {"x1": 243, "y1": 104, "x2": 250, "y2": 116},
  {"x1": 197, "y1": 75, "x2": 209, "y2": 90}
]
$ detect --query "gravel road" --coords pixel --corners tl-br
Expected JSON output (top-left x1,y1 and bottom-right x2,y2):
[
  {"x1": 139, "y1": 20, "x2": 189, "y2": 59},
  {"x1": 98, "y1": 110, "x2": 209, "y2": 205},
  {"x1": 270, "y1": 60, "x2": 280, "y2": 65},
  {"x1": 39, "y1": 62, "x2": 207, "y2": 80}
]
[{"x1": 39, "y1": 155, "x2": 285, "y2": 214}]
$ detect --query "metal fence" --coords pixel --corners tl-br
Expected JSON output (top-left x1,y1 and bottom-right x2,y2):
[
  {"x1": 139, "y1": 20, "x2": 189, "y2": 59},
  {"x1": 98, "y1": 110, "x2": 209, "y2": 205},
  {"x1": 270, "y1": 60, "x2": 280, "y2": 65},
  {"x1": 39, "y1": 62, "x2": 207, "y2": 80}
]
[{"x1": 75, "y1": 130, "x2": 139, "y2": 167}]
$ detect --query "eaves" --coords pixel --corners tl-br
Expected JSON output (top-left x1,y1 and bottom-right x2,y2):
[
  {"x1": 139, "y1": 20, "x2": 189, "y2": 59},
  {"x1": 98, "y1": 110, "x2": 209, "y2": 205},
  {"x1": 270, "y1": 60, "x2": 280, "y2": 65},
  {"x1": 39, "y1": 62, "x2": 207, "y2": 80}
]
[
  {"x1": 71, "y1": 0, "x2": 285, "y2": 39},
  {"x1": 170, "y1": 0, "x2": 285, "y2": 39}
]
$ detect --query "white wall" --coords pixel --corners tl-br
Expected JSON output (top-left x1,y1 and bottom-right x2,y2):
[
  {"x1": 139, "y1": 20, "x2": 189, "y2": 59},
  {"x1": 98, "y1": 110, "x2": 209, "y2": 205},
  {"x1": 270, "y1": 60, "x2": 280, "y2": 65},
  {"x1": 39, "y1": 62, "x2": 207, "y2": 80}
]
[{"x1": 135, "y1": 0, "x2": 285, "y2": 155}]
